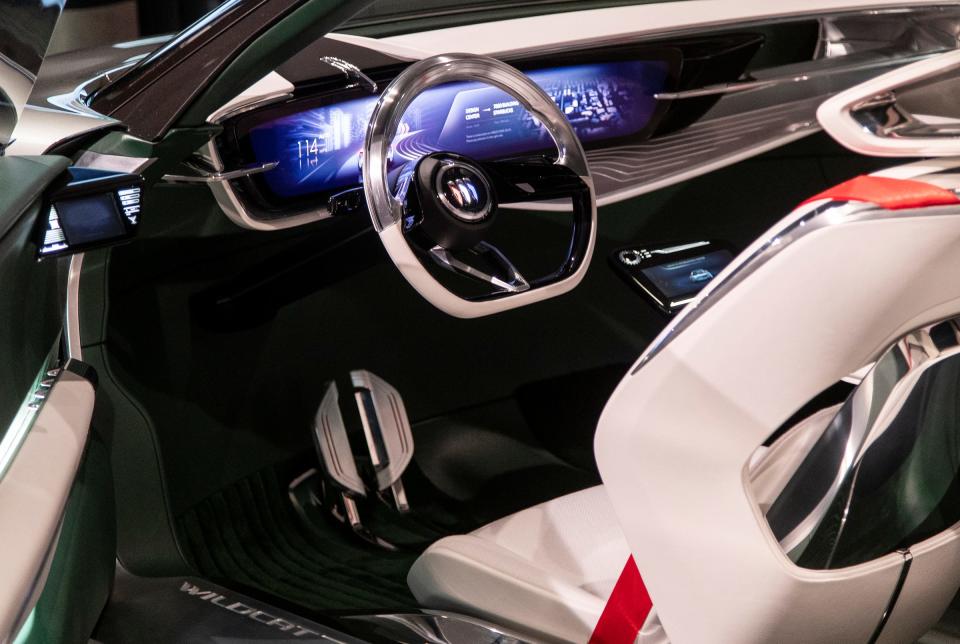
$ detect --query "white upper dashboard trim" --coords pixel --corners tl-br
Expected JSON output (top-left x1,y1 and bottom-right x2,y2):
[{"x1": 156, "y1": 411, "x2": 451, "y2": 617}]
[
  {"x1": 382, "y1": 0, "x2": 952, "y2": 56},
  {"x1": 206, "y1": 71, "x2": 295, "y2": 125},
  {"x1": 326, "y1": 32, "x2": 428, "y2": 61}
]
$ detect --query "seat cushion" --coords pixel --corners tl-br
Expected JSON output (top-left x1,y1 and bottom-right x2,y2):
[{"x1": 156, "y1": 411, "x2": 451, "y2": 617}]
[{"x1": 408, "y1": 486, "x2": 645, "y2": 642}]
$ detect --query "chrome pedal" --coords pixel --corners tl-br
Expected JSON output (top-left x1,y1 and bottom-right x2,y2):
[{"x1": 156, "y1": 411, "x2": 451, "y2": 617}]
[
  {"x1": 310, "y1": 382, "x2": 396, "y2": 550},
  {"x1": 313, "y1": 382, "x2": 365, "y2": 498},
  {"x1": 351, "y1": 370, "x2": 414, "y2": 512}
]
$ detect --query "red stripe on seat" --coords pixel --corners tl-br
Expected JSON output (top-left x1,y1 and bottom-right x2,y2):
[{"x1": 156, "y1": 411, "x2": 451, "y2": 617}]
[
  {"x1": 589, "y1": 556, "x2": 652, "y2": 644},
  {"x1": 800, "y1": 175, "x2": 960, "y2": 210}
]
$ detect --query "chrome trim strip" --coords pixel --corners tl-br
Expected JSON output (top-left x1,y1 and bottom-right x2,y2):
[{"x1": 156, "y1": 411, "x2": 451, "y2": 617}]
[
  {"x1": 204, "y1": 136, "x2": 332, "y2": 231},
  {"x1": 65, "y1": 254, "x2": 83, "y2": 362},
  {"x1": 162, "y1": 160, "x2": 278, "y2": 184},
  {"x1": 319, "y1": 56, "x2": 378, "y2": 93},
  {"x1": 868, "y1": 550, "x2": 913, "y2": 644}
]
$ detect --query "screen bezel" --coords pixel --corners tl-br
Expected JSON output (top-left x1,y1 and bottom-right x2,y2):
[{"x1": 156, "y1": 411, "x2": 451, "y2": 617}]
[{"x1": 36, "y1": 172, "x2": 143, "y2": 260}]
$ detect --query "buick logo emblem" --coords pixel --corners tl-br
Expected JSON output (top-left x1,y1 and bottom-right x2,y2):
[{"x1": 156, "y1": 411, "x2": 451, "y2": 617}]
[{"x1": 435, "y1": 161, "x2": 493, "y2": 223}]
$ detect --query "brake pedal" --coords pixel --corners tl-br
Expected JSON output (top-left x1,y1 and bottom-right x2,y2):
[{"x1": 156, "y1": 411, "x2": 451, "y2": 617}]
[
  {"x1": 314, "y1": 382, "x2": 365, "y2": 497},
  {"x1": 311, "y1": 381, "x2": 396, "y2": 550},
  {"x1": 351, "y1": 370, "x2": 414, "y2": 512}
]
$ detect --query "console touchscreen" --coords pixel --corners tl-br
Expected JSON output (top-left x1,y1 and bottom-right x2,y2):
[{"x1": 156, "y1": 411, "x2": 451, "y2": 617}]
[{"x1": 611, "y1": 241, "x2": 735, "y2": 314}]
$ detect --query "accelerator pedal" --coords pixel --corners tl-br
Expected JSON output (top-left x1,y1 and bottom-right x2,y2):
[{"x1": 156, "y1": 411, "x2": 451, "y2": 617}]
[
  {"x1": 351, "y1": 369, "x2": 415, "y2": 512},
  {"x1": 309, "y1": 381, "x2": 395, "y2": 550}
]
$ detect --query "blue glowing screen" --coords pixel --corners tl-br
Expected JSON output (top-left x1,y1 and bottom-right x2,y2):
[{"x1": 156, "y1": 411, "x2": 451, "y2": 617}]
[
  {"x1": 247, "y1": 60, "x2": 669, "y2": 199},
  {"x1": 640, "y1": 250, "x2": 734, "y2": 300}
]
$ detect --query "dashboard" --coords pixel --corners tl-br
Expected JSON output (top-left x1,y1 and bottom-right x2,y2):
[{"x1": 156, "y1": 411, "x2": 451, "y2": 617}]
[
  {"x1": 244, "y1": 60, "x2": 670, "y2": 202},
  {"x1": 208, "y1": 33, "x2": 767, "y2": 225}
]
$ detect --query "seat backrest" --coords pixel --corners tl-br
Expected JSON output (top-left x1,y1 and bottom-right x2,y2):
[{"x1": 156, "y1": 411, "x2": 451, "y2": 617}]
[{"x1": 595, "y1": 163, "x2": 960, "y2": 644}]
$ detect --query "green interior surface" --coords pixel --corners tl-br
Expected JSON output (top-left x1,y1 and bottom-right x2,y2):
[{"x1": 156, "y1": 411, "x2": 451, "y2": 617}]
[{"x1": 0, "y1": 156, "x2": 69, "y2": 447}]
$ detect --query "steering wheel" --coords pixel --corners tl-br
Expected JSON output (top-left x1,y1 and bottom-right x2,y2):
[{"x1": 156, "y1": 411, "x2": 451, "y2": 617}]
[{"x1": 361, "y1": 53, "x2": 597, "y2": 318}]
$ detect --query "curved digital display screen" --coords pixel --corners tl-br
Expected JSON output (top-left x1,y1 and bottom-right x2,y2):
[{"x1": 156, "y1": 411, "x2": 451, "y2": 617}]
[{"x1": 247, "y1": 60, "x2": 670, "y2": 200}]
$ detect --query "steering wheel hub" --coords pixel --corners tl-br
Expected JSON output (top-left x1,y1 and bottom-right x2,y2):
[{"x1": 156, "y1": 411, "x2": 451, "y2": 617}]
[{"x1": 435, "y1": 160, "x2": 494, "y2": 223}]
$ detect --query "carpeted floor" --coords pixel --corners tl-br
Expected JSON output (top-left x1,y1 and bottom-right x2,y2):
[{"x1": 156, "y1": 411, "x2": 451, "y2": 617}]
[
  {"x1": 175, "y1": 404, "x2": 600, "y2": 616},
  {"x1": 176, "y1": 464, "x2": 449, "y2": 612}
]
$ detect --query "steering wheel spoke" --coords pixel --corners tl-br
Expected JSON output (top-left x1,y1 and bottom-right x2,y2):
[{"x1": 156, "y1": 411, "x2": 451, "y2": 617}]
[
  {"x1": 429, "y1": 242, "x2": 530, "y2": 294},
  {"x1": 483, "y1": 158, "x2": 591, "y2": 205}
]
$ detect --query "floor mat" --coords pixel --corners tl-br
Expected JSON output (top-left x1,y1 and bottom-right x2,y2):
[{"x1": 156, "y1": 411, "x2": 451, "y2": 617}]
[
  {"x1": 94, "y1": 569, "x2": 360, "y2": 643},
  {"x1": 176, "y1": 421, "x2": 599, "y2": 615},
  {"x1": 176, "y1": 463, "x2": 453, "y2": 613}
]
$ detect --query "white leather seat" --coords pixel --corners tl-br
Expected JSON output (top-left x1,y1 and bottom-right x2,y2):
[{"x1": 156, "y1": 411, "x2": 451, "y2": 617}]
[
  {"x1": 407, "y1": 406, "x2": 841, "y2": 643},
  {"x1": 409, "y1": 170, "x2": 960, "y2": 643},
  {"x1": 408, "y1": 485, "x2": 666, "y2": 643}
]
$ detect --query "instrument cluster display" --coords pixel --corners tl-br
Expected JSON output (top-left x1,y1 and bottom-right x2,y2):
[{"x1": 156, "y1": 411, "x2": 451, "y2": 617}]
[{"x1": 245, "y1": 60, "x2": 670, "y2": 200}]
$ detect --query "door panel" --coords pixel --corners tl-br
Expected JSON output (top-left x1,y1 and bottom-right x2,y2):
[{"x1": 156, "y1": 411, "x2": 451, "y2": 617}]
[
  {"x1": 0, "y1": 156, "x2": 105, "y2": 644},
  {"x1": 0, "y1": 156, "x2": 68, "y2": 436}
]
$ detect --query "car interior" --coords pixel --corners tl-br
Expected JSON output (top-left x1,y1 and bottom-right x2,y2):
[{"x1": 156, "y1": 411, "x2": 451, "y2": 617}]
[{"x1": 13, "y1": 1, "x2": 960, "y2": 642}]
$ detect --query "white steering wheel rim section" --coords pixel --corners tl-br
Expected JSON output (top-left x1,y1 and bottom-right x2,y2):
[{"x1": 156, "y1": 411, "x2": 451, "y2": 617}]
[{"x1": 361, "y1": 53, "x2": 597, "y2": 319}]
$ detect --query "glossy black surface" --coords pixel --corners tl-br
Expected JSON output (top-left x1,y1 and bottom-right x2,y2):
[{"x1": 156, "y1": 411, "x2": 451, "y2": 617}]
[
  {"x1": 654, "y1": 32, "x2": 764, "y2": 134},
  {"x1": 609, "y1": 240, "x2": 735, "y2": 314},
  {"x1": 768, "y1": 320, "x2": 960, "y2": 570}
]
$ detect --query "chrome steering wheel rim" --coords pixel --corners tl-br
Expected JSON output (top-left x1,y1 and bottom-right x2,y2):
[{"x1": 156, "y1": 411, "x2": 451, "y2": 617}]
[{"x1": 361, "y1": 53, "x2": 597, "y2": 318}]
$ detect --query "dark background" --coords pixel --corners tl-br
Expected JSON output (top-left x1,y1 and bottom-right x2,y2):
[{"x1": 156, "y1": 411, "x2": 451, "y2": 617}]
[{"x1": 67, "y1": 0, "x2": 221, "y2": 36}]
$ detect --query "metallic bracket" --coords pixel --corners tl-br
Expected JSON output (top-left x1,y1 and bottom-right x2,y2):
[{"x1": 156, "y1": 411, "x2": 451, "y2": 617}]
[
  {"x1": 162, "y1": 160, "x2": 278, "y2": 184},
  {"x1": 320, "y1": 56, "x2": 378, "y2": 93},
  {"x1": 429, "y1": 242, "x2": 531, "y2": 294}
]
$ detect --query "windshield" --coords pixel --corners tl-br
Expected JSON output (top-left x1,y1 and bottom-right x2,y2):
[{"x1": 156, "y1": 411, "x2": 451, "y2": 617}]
[{"x1": 344, "y1": 0, "x2": 668, "y2": 34}]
